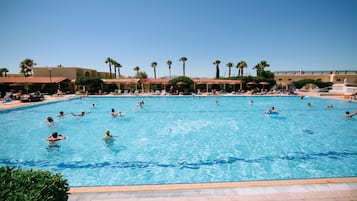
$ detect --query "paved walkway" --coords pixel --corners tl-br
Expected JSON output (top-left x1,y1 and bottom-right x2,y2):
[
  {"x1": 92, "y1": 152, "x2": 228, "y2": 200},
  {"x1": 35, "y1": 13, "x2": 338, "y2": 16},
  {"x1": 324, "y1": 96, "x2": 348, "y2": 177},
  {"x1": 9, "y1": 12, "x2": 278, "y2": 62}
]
[
  {"x1": 68, "y1": 179, "x2": 357, "y2": 201},
  {"x1": 0, "y1": 95, "x2": 76, "y2": 111}
]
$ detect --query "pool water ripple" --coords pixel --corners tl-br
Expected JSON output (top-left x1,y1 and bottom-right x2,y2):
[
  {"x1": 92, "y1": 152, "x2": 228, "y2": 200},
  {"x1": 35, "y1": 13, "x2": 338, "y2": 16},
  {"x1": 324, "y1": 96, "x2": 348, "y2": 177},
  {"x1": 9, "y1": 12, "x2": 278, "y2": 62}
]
[{"x1": 1, "y1": 150, "x2": 356, "y2": 170}]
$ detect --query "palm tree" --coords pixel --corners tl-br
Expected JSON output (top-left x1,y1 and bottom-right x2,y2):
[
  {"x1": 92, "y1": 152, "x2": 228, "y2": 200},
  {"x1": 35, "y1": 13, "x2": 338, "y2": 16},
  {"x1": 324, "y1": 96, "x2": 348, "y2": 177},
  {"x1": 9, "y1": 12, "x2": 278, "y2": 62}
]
[
  {"x1": 19, "y1": 58, "x2": 36, "y2": 77},
  {"x1": 179, "y1": 57, "x2": 187, "y2": 76},
  {"x1": 151, "y1": 61, "x2": 158, "y2": 79},
  {"x1": 237, "y1": 61, "x2": 248, "y2": 77},
  {"x1": 213, "y1": 60, "x2": 221, "y2": 79},
  {"x1": 226, "y1": 62, "x2": 233, "y2": 78},
  {"x1": 166, "y1": 60, "x2": 172, "y2": 78},
  {"x1": 105, "y1": 57, "x2": 113, "y2": 78},
  {"x1": 253, "y1": 63, "x2": 263, "y2": 77},
  {"x1": 253, "y1": 60, "x2": 269, "y2": 77},
  {"x1": 133, "y1": 66, "x2": 140, "y2": 77},
  {"x1": 112, "y1": 60, "x2": 122, "y2": 78},
  {"x1": 260, "y1": 60, "x2": 270, "y2": 70},
  {"x1": 111, "y1": 60, "x2": 117, "y2": 78},
  {"x1": 0, "y1": 68, "x2": 9, "y2": 77}
]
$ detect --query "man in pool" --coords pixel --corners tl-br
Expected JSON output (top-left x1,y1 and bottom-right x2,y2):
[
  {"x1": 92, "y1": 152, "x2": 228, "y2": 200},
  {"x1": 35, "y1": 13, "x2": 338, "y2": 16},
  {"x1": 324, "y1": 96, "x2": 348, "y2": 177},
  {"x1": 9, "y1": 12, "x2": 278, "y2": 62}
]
[
  {"x1": 138, "y1": 100, "x2": 144, "y2": 108},
  {"x1": 46, "y1": 132, "x2": 66, "y2": 141},
  {"x1": 264, "y1": 106, "x2": 278, "y2": 114},
  {"x1": 56, "y1": 111, "x2": 70, "y2": 118},
  {"x1": 345, "y1": 110, "x2": 357, "y2": 118}
]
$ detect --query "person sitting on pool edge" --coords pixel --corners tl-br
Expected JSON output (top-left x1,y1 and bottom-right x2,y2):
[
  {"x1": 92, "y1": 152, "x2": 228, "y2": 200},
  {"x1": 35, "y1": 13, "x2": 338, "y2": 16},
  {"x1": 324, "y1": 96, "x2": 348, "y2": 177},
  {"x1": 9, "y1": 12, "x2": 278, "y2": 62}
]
[
  {"x1": 46, "y1": 132, "x2": 66, "y2": 141},
  {"x1": 264, "y1": 106, "x2": 278, "y2": 114}
]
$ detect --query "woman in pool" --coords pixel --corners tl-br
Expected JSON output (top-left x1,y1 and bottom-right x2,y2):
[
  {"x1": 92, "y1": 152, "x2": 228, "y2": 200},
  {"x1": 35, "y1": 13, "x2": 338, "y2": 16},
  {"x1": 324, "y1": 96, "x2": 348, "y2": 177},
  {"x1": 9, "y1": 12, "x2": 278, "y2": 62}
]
[
  {"x1": 111, "y1": 108, "x2": 124, "y2": 117},
  {"x1": 101, "y1": 130, "x2": 116, "y2": 139},
  {"x1": 46, "y1": 132, "x2": 66, "y2": 141},
  {"x1": 101, "y1": 130, "x2": 117, "y2": 146},
  {"x1": 71, "y1": 111, "x2": 92, "y2": 117},
  {"x1": 264, "y1": 106, "x2": 279, "y2": 114}
]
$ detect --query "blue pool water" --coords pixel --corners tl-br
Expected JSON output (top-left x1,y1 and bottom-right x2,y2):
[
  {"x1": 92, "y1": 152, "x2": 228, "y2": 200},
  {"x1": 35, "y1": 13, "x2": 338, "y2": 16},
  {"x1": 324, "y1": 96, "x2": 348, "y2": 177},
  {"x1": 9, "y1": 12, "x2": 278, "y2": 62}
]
[{"x1": 0, "y1": 96, "x2": 356, "y2": 186}]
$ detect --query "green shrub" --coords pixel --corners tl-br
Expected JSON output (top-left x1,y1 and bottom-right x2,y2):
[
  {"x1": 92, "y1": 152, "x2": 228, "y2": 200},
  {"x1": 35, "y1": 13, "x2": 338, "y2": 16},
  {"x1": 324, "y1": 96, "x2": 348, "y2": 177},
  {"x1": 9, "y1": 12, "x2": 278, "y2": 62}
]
[
  {"x1": 75, "y1": 77, "x2": 103, "y2": 93},
  {"x1": 0, "y1": 166, "x2": 69, "y2": 201},
  {"x1": 169, "y1": 76, "x2": 194, "y2": 94},
  {"x1": 168, "y1": 76, "x2": 194, "y2": 85},
  {"x1": 293, "y1": 79, "x2": 333, "y2": 89}
]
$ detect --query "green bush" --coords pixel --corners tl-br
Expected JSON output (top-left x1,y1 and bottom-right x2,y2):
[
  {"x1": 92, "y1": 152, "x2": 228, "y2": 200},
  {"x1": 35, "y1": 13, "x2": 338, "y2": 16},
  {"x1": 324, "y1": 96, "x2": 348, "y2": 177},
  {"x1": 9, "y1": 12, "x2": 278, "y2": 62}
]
[
  {"x1": 293, "y1": 79, "x2": 333, "y2": 89},
  {"x1": 168, "y1": 76, "x2": 194, "y2": 85},
  {"x1": 0, "y1": 166, "x2": 69, "y2": 201},
  {"x1": 169, "y1": 76, "x2": 194, "y2": 94},
  {"x1": 75, "y1": 77, "x2": 103, "y2": 93}
]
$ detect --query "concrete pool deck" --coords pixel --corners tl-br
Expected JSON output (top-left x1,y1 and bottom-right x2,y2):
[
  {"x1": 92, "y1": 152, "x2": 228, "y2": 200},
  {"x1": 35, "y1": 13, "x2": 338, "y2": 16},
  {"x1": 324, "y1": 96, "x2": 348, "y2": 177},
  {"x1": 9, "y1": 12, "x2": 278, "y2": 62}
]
[
  {"x1": 2, "y1": 93, "x2": 356, "y2": 200},
  {"x1": 68, "y1": 178, "x2": 357, "y2": 201}
]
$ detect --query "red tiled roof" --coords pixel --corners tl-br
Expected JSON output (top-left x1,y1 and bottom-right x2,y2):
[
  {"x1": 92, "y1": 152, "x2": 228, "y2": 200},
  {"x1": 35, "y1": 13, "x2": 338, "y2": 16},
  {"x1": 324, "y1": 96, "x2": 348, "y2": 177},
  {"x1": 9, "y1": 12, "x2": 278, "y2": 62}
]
[
  {"x1": 141, "y1": 78, "x2": 170, "y2": 84},
  {"x1": 192, "y1": 78, "x2": 241, "y2": 84},
  {"x1": 0, "y1": 77, "x2": 70, "y2": 84},
  {"x1": 102, "y1": 78, "x2": 140, "y2": 84}
]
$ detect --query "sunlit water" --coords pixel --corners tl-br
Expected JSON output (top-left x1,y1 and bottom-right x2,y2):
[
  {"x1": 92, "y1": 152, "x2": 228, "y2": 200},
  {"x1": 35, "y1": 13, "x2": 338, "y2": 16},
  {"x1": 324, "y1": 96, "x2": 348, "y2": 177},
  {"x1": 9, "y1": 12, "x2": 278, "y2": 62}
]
[{"x1": 0, "y1": 96, "x2": 356, "y2": 186}]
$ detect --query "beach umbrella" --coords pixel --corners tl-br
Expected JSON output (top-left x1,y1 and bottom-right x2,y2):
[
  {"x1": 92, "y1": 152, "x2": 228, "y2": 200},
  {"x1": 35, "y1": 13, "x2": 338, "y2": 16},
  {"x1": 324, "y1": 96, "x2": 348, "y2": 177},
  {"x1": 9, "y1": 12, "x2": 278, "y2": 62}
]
[{"x1": 247, "y1": 81, "x2": 256, "y2": 85}]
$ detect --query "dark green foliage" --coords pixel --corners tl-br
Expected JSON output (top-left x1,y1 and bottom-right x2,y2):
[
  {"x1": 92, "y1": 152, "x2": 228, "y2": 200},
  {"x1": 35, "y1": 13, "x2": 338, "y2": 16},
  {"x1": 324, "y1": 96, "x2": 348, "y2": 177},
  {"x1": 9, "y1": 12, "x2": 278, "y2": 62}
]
[
  {"x1": 0, "y1": 166, "x2": 69, "y2": 201},
  {"x1": 169, "y1": 76, "x2": 194, "y2": 94},
  {"x1": 75, "y1": 77, "x2": 103, "y2": 93},
  {"x1": 136, "y1": 71, "x2": 148, "y2": 79},
  {"x1": 261, "y1": 70, "x2": 274, "y2": 79},
  {"x1": 293, "y1": 79, "x2": 333, "y2": 89},
  {"x1": 168, "y1": 76, "x2": 194, "y2": 85}
]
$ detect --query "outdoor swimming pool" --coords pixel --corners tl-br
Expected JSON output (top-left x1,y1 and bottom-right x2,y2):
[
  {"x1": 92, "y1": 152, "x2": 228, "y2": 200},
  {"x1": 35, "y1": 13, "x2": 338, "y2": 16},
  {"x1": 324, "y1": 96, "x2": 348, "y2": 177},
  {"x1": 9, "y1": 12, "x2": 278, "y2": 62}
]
[{"x1": 0, "y1": 96, "x2": 356, "y2": 186}]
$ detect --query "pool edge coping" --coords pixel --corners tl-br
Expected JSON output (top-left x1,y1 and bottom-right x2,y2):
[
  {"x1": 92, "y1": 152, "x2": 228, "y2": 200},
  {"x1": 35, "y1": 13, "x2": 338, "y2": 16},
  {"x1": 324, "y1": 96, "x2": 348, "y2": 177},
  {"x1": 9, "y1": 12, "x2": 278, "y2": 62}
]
[{"x1": 69, "y1": 177, "x2": 357, "y2": 193}]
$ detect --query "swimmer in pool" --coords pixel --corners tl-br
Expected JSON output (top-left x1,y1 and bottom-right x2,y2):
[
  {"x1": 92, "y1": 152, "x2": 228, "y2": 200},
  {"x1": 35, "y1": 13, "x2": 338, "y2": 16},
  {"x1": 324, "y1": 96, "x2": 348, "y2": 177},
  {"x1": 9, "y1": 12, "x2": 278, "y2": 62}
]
[
  {"x1": 71, "y1": 111, "x2": 92, "y2": 117},
  {"x1": 111, "y1": 108, "x2": 124, "y2": 117},
  {"x1": 264, "y1": 106, "x2": 278, "y2": 114},
  {"x1": 56, "y1": 111, "x2": 69, "y2": 118},
  {"x1": 345, "y1": 110, "x2": 357, "y2": 118},
  {"x1": 101, "y1": 130, "x2": 115, "y2": 140},
  {"x1": 46, "y1": 116, "x2": 54, "y2": 124},
  {"x1": 46, "y1": 132, "x2": 66, "y2": 141}
]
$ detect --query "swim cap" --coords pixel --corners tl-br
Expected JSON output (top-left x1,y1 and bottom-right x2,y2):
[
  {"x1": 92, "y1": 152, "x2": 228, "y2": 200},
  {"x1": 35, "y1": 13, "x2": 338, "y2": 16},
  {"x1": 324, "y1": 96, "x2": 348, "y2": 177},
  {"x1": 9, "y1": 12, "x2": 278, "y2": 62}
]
[{"x1": 105, "y1": 130, "x2": 110, "y2": 135}]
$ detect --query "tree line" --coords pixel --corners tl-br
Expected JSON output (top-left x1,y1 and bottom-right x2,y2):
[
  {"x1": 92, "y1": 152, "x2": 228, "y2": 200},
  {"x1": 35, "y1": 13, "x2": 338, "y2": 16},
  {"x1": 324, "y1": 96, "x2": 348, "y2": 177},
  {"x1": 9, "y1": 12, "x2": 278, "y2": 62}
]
[{"x1": 2, "y1": 58, "x2": 271, "y2": 79}]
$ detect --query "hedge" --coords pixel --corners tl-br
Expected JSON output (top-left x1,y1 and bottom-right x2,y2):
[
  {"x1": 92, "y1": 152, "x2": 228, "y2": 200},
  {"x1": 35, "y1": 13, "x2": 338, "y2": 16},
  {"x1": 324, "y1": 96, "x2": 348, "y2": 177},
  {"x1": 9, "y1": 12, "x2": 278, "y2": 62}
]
[
  {"x1": 292, "y1": 79, "x2": 333, "y2": 89},
  {"x1": 0, "y1": 166, "x2": 69, "y2": 201}
]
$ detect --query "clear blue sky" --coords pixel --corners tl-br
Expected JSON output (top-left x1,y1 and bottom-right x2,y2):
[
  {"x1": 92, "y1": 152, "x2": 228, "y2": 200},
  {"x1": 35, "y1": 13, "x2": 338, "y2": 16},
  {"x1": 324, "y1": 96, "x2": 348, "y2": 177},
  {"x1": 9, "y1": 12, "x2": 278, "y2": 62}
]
[{"x1": 1, "y1": 0, "x2": 356, "y2": 78}]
